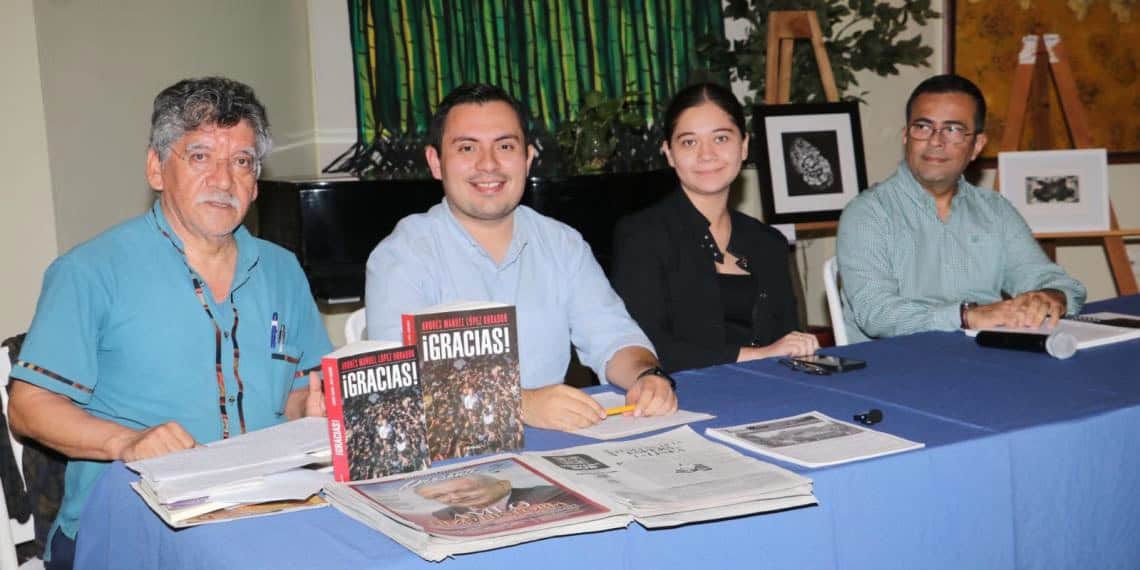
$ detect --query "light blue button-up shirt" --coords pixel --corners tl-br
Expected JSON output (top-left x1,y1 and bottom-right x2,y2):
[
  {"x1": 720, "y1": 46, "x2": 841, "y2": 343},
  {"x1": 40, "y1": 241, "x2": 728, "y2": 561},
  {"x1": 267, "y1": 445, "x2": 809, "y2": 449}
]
[
  {"x1": 837, "y1": 161, "x2": 1087, "y2": 343},
  {"x1": 365, "y1": 199, "x2": 654, "y2": 388}
]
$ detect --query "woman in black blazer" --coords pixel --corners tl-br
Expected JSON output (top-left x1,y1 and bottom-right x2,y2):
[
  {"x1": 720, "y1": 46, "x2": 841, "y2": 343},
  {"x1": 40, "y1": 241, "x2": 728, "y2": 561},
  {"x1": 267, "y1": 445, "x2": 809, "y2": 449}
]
[{"x1": 612, "y1": 83, "x2": 818, "y2": 372}]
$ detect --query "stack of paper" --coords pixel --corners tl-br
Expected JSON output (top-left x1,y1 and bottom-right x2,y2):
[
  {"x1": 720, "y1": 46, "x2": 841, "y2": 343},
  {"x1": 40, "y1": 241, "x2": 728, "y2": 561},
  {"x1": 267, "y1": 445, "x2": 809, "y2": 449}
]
[{"x1": 127, "y1": 417, "x2": 333, "y2": 527}]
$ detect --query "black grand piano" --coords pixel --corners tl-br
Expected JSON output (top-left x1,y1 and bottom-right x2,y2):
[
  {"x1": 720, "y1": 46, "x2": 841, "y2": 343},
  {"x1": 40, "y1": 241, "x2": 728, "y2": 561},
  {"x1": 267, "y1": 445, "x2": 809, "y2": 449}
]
[{"x1": 256, "y1": 170, "x2": 678, "y2": 302}]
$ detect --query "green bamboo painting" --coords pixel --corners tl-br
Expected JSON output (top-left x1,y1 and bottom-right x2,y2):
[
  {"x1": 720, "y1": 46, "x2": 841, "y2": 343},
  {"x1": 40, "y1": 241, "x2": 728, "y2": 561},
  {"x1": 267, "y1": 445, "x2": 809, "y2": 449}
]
[{"x1": 349, "y1": 0, "x2": 724, "y2": 141}]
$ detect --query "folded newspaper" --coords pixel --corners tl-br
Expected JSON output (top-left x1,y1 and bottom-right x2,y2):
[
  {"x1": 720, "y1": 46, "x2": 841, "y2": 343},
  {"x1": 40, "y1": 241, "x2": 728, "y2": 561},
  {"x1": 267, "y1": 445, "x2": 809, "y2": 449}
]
[
  {"x1": 127, "y1": 417, "x2": 333, "y2": 527},
  {"x1": 705, "y1": 411, "x2": 923, "y2": 468},
  {"x1": 322, "y1": 426, "x2": 815, "y2": 561}
]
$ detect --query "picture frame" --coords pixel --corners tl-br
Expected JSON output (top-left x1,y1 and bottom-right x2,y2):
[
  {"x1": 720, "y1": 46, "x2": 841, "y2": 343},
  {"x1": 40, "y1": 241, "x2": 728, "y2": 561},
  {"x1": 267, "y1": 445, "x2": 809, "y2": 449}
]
[
  {"x1": 997, "y1": 148, "x2": 1110, "y2": 233},
  {"x1": 753, "y1": 101, "x2": 867, "y2": 225}
]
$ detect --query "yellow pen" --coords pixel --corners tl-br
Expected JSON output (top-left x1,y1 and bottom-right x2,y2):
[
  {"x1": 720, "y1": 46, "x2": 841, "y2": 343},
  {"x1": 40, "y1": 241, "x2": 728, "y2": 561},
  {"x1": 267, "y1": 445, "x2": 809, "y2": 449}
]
[{"x1": 605, "y1": 404, "x2": 636, "y2": 417}]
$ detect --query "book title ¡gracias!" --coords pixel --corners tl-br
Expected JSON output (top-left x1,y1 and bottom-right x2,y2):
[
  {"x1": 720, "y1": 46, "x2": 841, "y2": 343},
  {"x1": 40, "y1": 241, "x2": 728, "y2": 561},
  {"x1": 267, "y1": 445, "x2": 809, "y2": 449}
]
[
  {"x1": 420, "y1": 325, "x2": 512, "y2": 362},
  {"x1": 339, "y1": 361, "x2": 419, "y2": 398}
]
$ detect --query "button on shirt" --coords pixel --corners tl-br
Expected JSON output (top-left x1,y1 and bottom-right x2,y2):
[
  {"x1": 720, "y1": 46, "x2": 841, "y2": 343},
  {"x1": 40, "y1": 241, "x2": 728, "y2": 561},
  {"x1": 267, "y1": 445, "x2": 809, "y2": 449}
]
[
  {"x1": 11, "y1": 200, "x2": 331, "y2": 542},
  {"x1": 836, "y1": 161, "x2": 1087, "y2": 343},
  {"x1": 365, "y1": 200, "x2": 654, "y2": 388}
]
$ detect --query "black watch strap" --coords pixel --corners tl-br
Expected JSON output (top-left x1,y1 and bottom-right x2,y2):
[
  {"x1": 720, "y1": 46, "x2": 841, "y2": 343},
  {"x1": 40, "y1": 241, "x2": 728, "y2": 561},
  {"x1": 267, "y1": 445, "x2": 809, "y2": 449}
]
[{"x1": 636, "y1": 366, "x2": 676, "y2": 390}]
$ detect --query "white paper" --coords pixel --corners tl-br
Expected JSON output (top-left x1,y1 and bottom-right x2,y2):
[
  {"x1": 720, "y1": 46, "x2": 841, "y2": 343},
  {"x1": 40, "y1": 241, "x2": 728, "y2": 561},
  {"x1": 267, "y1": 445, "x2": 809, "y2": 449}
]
[
  {"x1": 964, "y1": 313, "x2": 1140, "y2": 350},
  {"x1": 706, "y1": 411, "x2": 923, "y2": 468},
  {"x1": 570, "y1": 392, "x2": 715, "y2": 440},
  {"x1": 129, "y1": 417, "x2": 329, "y2": 482}
]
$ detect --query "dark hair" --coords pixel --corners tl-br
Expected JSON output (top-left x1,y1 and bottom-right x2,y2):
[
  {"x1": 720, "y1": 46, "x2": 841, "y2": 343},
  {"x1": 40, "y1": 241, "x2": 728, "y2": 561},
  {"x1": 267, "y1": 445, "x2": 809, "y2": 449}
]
[
  {"x1": 149, "y1": 77, "x2": 271, "y2": 169},
  {"x1": 663, "y1": 82, "x2": 746, "y2": 144},
  {"x1": 428, "y1": 84, "x2": 529, "y2": 151},
  {"x1": 905, "y1": 74, "x2": 986, "y2": 132}
]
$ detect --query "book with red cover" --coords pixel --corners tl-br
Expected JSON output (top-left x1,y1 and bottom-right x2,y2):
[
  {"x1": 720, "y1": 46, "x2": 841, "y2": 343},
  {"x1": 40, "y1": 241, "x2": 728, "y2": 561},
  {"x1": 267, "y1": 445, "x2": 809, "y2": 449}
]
[
  {"x1": 401, "y1": 302, "x2": 524, "y2": 461},
  {"x1": 321, "y1": 341, "x2": 430, "y2": 482}
]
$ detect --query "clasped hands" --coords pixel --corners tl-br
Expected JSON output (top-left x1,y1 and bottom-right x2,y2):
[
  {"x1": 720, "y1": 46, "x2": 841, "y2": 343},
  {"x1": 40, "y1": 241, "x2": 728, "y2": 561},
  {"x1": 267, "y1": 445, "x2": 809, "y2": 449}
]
[{"x1": 965, "y1": 290, "x2": 1067, "y2": 330}]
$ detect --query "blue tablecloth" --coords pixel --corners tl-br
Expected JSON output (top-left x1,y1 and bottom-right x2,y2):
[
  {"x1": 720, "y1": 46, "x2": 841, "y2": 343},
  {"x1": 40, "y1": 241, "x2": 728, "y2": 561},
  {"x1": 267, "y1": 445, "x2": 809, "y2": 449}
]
[{"x1": 76, "y1": 296, "x2": 1140, "y2": 569}]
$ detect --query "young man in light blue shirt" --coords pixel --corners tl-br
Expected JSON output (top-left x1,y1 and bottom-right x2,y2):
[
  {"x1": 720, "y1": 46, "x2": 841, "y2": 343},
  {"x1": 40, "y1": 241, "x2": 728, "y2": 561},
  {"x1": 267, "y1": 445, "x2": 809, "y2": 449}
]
[
  {"x1": 837, "y1": 74, "x2": 1086, "y2": 343},
  {"x1": 365, "y1": 84, "x2": 677, "y2": 432}
]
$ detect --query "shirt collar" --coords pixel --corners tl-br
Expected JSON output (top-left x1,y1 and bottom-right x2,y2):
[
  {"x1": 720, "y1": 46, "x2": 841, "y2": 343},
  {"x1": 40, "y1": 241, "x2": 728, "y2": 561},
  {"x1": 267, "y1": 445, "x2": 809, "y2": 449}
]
[
  {"x1": 895, "y1": 160, "x2": 971, "y2": 211},
  {"x1": 435, "y1": 197, "x2": 528, "y2": 268},
  {"x1": 147, "y1": 199, "x2": 261, "y2": 280},
  {"x1": 669, "y1": 188, "x2": 750, "y2": 271}
]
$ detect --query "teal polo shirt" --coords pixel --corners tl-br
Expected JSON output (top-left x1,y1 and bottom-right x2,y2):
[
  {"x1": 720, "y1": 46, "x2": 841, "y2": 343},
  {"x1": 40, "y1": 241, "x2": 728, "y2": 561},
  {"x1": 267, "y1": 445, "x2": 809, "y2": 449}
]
[{"x1": 11, "y1": 200, "x2": 332, "y2": 544}]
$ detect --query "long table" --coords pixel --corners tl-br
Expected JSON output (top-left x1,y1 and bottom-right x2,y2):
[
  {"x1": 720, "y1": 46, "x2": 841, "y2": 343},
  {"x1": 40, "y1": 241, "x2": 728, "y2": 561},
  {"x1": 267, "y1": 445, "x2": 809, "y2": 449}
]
[{"x1": 76, "y1": 296, "x2": 1140, "y2": 569}]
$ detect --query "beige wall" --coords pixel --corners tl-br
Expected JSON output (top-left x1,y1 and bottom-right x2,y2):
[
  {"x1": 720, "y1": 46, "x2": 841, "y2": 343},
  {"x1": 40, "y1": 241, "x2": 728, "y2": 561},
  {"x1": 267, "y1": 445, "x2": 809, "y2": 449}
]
[
  {"x1": 730, "y1": 10, "x2": 1140, "y2": 327},
  {"x1": 1, "y1": 0, "x2": 59, "y2": 338},
  {"x1": 33, "y1": 0, "x2": 318, "y2": 253}
]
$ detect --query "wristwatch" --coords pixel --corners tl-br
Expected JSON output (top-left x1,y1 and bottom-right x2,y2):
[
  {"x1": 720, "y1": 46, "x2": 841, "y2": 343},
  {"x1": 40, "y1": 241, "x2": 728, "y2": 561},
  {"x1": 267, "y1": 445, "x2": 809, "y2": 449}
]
[
  {"x1": 960, "y1": 302, "x2": 978, "y2": 329},
  {"x1": 636, "y1": 366, "x2": 676, "y2": 390}
]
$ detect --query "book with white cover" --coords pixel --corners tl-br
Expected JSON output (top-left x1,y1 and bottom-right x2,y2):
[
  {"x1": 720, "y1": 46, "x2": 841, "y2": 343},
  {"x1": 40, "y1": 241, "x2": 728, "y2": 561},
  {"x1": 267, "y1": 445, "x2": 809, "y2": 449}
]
[
  {"x1": 964, "y1": 311, "x2": 1140, "y2": 350},
  {"x1": 705, "y1": 411, "x2": 923, "y2": 468}
]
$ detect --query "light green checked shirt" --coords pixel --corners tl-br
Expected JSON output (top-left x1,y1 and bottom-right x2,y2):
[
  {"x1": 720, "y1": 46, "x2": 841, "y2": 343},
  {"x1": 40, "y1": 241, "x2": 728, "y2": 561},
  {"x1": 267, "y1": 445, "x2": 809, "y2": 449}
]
[{"x1": 836, "y1": 161, "x2": 1086, "y2": 343}]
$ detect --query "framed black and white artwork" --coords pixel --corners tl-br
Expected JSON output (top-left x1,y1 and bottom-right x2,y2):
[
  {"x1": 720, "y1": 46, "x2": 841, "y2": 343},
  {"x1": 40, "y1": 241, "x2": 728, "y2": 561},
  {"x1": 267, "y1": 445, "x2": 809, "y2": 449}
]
[
  {"x1": 753, "y1": 101, "x2": 868, "y2": 225},
  {"x1": 997, "y1": 149, "x2": 1109, "y2": 233}
]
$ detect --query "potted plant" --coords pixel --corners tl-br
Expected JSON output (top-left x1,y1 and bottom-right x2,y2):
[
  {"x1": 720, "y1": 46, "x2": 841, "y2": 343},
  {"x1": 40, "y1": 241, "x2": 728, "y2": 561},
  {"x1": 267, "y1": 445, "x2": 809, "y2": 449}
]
[{"x1": 555, "y1": 91, "x2": 648, "y2": 175}]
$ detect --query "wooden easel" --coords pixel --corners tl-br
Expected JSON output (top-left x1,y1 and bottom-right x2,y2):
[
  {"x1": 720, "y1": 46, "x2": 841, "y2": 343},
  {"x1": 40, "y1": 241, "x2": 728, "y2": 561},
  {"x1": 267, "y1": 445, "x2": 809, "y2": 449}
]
[
  {"x1": 764, "y1": 10, "x2": 842, "y2": 233},
  {"x1": 998, "y1": 34, "x2": 1140, "y2": 295}
]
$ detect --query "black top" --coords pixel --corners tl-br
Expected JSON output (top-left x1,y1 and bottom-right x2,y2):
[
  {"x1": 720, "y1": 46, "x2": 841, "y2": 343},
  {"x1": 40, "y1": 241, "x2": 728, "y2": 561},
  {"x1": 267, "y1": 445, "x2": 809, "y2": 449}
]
[
  {"x1": 718, "y1": 273, "x2": 756, "y2": 346},
  {"x1": 611, "y1": 188, "x2": 800, "y2": 372}
]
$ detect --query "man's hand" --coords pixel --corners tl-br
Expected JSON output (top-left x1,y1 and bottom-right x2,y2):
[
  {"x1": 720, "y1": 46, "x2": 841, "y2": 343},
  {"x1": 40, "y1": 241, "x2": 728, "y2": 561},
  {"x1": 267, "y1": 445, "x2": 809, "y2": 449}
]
[
  {"x1": 521, "y1": 385, "x2": 606, "y2": 431},
  {"x1": 285, "y1": 371, "x2": 327, "y2": 420},
  {"x1": 738, "y1": 331, "x2": 819, "y2": 361},
  {"x1": 107, "y1": 421, "x2": 196, "y2": 462},
  {"x1": 624, "y1": 374, "x2": 677, "y2": 417},
  {"x1": 967, "y1": 290, "x2": 1067, "y2": 330},
  {"x1": 303, "y1": 371, "x2": 326, "y2": 417}
]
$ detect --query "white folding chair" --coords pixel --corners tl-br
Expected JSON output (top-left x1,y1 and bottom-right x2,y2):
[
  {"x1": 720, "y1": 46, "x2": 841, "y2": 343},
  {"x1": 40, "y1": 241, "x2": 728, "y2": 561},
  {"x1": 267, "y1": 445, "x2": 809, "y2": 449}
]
[
  {"x1": 823, "y1": 256, "x2": 849, "y2": 346},
  {"x1": 344, "y1": 308, "x2": 367, "y2": 344},
  {"x1": 2, "y1": 346, "x2": 40, "y2": 569}
]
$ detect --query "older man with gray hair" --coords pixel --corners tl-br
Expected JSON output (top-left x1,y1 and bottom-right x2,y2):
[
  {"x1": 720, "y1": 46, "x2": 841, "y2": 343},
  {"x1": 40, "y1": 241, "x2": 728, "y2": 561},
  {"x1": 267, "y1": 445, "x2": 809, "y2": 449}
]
[{"x1": 8, "y1": 77, "x2": 331, "y2": 568}]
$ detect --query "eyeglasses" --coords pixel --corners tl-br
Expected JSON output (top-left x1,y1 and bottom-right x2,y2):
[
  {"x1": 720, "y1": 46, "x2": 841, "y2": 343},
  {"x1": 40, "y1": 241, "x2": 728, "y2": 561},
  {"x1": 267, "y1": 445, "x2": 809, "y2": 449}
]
[
  {"x1": 907, "y1": 122, "x2": 977, "y2": 145},
  {"x1": 169, "y1": 148, "x2": 259, "y2": 177}
]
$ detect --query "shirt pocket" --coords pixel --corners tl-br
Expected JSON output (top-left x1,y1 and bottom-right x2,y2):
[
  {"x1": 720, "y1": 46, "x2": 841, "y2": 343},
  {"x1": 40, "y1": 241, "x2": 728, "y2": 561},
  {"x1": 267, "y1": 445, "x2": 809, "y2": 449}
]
[{"x1": 270, "y1": 345, "x2": 304, "y2": 416}]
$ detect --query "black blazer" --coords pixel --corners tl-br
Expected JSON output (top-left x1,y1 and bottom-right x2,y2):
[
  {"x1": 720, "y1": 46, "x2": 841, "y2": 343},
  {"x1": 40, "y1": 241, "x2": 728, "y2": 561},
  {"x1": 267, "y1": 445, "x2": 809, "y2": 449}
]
[{"x1": 611, "y1": 189, "x2": 799, "y2": 372}]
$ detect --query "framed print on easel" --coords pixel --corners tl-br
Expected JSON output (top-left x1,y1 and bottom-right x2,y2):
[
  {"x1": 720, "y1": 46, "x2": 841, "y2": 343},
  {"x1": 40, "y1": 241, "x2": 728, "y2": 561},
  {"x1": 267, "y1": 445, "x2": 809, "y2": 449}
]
[
  {"x1": 753, "y1": 101, "x2": 868, "y2": 225},
  {"x1": 998, "y1": 148, "x2": 1110, "y2": 233}
]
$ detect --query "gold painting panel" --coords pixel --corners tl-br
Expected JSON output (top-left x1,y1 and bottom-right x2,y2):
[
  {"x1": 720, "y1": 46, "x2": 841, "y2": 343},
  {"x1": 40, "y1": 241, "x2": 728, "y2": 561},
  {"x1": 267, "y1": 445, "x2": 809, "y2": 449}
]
[{"x1": 948, "y1": 0, "x2": 1140, "y2": 162}]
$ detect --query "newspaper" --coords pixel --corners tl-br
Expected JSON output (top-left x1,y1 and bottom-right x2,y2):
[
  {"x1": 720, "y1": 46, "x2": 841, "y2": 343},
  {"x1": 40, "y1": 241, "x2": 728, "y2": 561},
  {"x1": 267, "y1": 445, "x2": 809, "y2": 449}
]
[
  {"x1": 570, "y1": 392, "x2": 716, "y2": 440},
  {"x1": 323, "y1": 426, "x2": 815, "y2": 561},
  {"x1": 529, "y1": 426, "x2": 814, "y2": 527},
  {"x1": 705, "y1": 411, "x2": 923, "y2": 468}
]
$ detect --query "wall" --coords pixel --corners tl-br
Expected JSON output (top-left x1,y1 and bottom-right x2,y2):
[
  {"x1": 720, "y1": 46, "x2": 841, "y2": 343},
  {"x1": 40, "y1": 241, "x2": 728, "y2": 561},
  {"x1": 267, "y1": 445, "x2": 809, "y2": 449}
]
[
  {"x1": 33, "y1": 0, "x2": 318, "y2": 253},
  {"x1": 0, "y1": 0, "x2": 59, "y2": 339}
]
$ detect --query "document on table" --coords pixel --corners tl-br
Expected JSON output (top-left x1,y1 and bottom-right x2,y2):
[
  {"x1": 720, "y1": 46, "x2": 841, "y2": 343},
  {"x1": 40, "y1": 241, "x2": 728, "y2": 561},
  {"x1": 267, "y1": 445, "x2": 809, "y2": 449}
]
[
  {"x1": 127, "y1": 417, "x2": 331, "y2": 503},
  {"x1": 706, "y1": 411, "x2": 923, "y2": 468},
  {"x1": 571, "y1": 392, "x2": 715, "y2": 440},
  {"x1": 964, "y1": 312, "x2": 1140, "y2": 350}
]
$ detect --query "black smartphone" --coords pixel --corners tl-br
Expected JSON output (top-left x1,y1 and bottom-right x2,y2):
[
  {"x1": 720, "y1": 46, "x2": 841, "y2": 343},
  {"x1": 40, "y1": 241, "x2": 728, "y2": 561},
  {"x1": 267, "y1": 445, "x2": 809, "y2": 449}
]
[{"x1": 789, "y1": 355, "x2": 866, "y2": 373}]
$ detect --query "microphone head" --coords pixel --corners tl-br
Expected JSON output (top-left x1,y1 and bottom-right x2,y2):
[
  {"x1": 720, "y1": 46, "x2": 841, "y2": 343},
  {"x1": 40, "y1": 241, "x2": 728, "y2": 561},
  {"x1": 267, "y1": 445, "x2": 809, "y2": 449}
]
[{"x1": 1045, "y1": 331, "x2": 1078, "y2": 360}]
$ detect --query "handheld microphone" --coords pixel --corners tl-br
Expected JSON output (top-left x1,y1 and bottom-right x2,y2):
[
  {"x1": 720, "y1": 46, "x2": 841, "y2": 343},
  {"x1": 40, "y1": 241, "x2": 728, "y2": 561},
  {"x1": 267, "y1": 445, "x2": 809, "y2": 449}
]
[{"x1": 974, "y1": 330, "x2": 1078, "y2": 360}]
